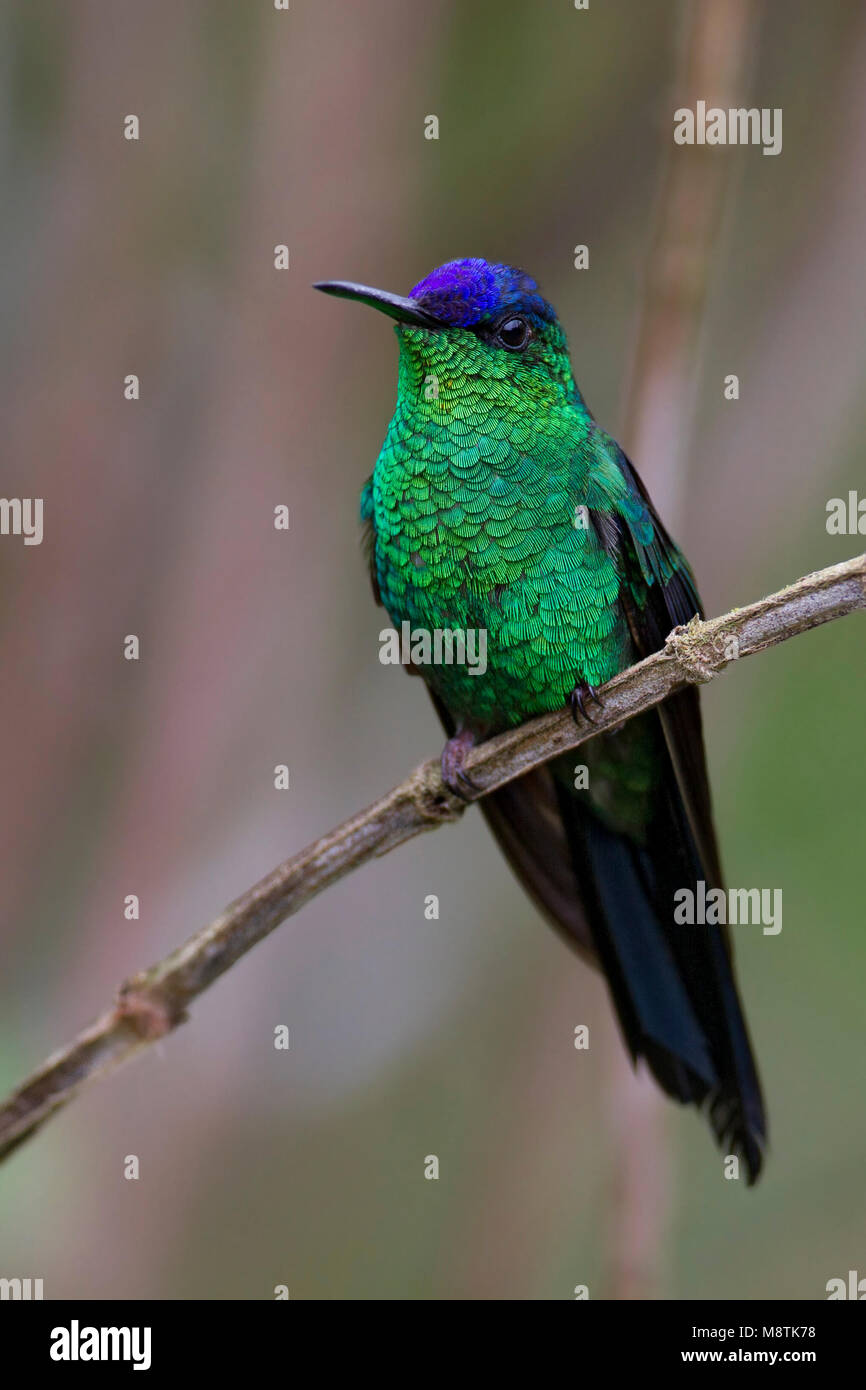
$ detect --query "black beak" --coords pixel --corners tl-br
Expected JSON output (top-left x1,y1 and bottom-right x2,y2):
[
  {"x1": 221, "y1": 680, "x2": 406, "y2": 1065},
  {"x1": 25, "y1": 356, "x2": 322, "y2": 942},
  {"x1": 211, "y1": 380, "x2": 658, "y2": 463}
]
[{"x1": 313, "y1": 280, "x2": 442, "y2": 329}]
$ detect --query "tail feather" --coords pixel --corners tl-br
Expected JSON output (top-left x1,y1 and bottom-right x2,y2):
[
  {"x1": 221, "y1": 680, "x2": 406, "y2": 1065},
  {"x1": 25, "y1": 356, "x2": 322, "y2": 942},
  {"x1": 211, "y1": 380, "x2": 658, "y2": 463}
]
[
  {"x1": 432, "y1": 690, "x2": 767, "y2": 1181},
  {"x1": 557, "y1": 776, "x2": 766, "y2": 1182}
]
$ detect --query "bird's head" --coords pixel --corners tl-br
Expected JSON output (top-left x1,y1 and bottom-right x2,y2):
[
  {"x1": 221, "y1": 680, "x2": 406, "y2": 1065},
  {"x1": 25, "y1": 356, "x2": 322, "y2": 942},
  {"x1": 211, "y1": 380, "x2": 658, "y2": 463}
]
[{"x1": 314, "y1": 258, "x2": 577, "y2": 411}]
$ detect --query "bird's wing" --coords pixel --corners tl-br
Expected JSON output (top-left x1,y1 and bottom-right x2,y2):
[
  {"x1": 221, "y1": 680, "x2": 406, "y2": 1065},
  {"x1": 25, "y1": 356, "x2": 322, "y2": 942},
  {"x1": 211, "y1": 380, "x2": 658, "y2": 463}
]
[
  {"x1": 587, "y1": 444, "x2": 724, "y2": 889},
  {"x1": 578, "y1": 441, "x2": 765, "y2": 1177}
]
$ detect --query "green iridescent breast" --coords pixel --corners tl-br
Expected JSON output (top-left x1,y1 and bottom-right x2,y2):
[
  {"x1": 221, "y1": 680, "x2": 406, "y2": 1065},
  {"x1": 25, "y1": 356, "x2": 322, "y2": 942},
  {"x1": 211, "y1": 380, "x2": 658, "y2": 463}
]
[{"x1": 365, "y1": 329, "x2": 633, "y2": 728}]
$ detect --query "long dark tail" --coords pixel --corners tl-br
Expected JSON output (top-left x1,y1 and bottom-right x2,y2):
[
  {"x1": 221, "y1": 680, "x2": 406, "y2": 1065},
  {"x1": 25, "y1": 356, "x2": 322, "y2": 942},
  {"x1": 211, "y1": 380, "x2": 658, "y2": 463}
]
[
  {"x1": 556, "y1": 760, "x2": 765, "y2": 1182},
  {"x1": 480, "y1": 706, "x2": 767, "y2": 1183}
]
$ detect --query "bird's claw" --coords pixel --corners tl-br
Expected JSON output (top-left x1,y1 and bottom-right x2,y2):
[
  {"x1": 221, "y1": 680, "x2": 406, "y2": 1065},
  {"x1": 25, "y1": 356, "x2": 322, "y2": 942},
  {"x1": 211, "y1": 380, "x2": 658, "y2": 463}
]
[
  {"x1": 569, "y1": 681, "x2": 603, "y2": 726},
  {"x1": 441, "y1": 728, "x2": 479, "y2": 801}
]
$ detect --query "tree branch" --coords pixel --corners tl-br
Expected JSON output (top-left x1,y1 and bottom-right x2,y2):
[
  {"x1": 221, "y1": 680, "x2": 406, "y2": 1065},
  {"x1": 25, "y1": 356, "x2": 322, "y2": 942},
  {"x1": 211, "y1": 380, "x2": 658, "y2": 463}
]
[{"x1": 0, "y1": 553, "x2": 863, "y2": 1164}]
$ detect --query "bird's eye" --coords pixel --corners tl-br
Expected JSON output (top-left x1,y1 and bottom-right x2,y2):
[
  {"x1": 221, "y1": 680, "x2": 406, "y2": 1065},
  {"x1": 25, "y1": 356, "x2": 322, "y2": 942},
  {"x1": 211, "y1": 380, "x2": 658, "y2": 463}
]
[{"x1": 496, "y1": 316, "x2": 531, "y2": 350}]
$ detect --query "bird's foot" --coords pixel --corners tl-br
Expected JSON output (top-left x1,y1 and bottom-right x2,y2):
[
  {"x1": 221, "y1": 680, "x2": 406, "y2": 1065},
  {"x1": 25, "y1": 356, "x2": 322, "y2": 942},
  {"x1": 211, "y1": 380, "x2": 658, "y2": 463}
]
[
  {"x1": 440, "y1": 726, "x2": 480, "y2": 801},
  {"x1": 568, "y1": 680, "x2": 603, "y2": 726}
]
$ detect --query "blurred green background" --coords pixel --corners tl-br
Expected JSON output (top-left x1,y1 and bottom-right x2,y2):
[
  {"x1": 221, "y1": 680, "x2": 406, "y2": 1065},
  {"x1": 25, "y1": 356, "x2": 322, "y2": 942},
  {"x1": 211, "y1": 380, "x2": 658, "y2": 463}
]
[{"x1": 0, "y1": 0, "x2": 864, "y2": 1299}]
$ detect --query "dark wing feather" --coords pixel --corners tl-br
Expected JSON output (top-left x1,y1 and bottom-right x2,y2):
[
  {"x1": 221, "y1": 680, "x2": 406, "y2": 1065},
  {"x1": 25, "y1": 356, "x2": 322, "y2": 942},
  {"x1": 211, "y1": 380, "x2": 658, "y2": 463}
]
[
  {"x1": 593, "y1": 453, "x2": 723, "y2": 886},
  {"x1": 585, "y1": 449, "x2": 765, "y2": 1175}
]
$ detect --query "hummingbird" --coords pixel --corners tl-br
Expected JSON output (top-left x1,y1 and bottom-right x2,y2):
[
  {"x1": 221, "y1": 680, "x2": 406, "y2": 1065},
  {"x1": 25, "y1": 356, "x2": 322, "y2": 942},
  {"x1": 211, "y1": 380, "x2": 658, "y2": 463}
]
[{"x1": 315, "y1": 258, "x2": 766, "y2": 1182}]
